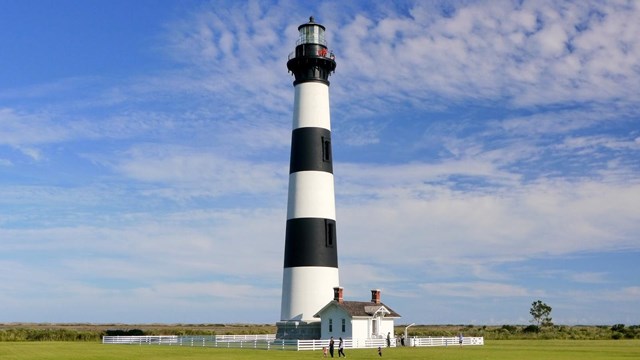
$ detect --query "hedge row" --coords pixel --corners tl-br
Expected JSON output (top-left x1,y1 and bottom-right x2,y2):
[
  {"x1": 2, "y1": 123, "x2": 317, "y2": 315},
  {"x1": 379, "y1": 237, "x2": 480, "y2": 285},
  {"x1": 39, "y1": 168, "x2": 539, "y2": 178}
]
[
  {"x1": 401, "y1": 324, "x2": 640, "y2": 340},
  {"x1": 1, "y1": 324, "x2": 638, "y2": 341}
]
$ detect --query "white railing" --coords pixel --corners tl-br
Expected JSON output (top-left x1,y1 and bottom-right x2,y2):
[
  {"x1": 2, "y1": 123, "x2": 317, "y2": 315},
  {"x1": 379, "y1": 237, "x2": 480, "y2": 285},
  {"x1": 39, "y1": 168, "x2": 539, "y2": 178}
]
[
  {"x1": 293, "y1": 337, "x2": 391, "y2": 350},
  {"x1": 294, "y1": 338, "x2": 329, "y2": 351},
  {"x1": 409, "y1": 336, "x2": 484, "y2": 347},
  {"x1": 103, "y1": 335, "x2": 295, "y2": 350},
  {"x1": 103, "y1": 335, "x2": 483, "y2": 350},
  {"x1": 213, "y1": 334, "x2": 276, "y2": 341},
  {"x1": 102, "y1": 335, "x2": 179, "y2": 344},
  {"x1": 288, "y1": 50, "x2": 335, "y2": 61},
  {"x1": 352, "y1": 337, "x2": 393, "y2": 348},
  {"x1": 293, "y1": 338, "x2": 360, "y2": 351},
  {"x1": 294, "y1": 336, "x2": 485, "y2": 350}
]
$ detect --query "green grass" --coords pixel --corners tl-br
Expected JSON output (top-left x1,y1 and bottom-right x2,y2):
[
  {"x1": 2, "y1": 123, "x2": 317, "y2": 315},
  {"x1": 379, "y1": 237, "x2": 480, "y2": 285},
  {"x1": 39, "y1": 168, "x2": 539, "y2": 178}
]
[{"x1": 0, "y1": 340, "x2": 638, "y2": 360}]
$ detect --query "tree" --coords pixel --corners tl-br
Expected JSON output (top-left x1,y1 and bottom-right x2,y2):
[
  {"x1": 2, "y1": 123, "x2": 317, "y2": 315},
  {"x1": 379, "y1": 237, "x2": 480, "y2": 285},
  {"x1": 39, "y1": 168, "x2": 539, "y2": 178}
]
[
  {"x1": 530, "y1": 300, "x2": 553, "y2": 327},
  {"x1": 611, "y1": 324, "x2": 625, "y2": 332}
]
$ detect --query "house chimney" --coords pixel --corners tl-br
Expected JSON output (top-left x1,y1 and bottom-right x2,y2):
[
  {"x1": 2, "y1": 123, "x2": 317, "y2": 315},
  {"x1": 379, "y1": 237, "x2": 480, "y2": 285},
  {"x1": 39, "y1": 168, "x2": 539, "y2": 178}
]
[
  {"x1": 334, "y1": 287, "x2": 344, "y2": 303},
  {"x1": 371, "y1": 289, "x2": 381, "y2": 304}
]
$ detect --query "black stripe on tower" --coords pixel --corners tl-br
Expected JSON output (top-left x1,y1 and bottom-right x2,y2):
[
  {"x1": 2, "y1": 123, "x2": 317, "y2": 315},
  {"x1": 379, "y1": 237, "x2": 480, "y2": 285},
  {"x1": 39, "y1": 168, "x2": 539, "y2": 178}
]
[
  {"x1": 284, "y1": 218, "x2": 338, "y2": 268},
  {"x1": 289, "y1": 127, "x2": 333, "y2": 173}
]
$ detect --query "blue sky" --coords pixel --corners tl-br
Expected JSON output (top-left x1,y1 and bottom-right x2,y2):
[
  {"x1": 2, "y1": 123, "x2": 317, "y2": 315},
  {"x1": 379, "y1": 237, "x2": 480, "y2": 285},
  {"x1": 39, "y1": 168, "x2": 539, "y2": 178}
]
[{"x1": 1, "y1": 0, "x2": 639, "y2": 325}]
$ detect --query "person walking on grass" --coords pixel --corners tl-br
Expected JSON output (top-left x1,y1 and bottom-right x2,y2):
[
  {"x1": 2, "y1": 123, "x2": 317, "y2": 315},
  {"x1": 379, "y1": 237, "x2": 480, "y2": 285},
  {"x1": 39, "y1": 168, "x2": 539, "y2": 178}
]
[
  {"x1": 329, "y1": 337, "x2": 335, "y2": 357},
  {"x1": 338, "y1": 337, "x2": 346, "y2": 357}
]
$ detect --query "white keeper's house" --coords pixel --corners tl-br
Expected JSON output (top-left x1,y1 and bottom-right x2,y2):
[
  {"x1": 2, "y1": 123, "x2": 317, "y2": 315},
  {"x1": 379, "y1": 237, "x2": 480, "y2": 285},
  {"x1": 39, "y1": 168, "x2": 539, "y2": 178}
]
[{"x1": 314, "y1": 287, "x2": 401, "y2": 340}]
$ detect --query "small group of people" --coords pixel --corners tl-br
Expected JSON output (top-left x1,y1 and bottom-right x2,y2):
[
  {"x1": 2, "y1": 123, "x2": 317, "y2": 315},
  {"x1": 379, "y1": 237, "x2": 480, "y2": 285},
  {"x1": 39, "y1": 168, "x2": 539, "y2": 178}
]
[
  {"x1": 323, "y1": 336, "x2": 345, "y2": 358},
  {"x1": 323, "y1": 340, "x2": 381, "y2": 358},
  {"x1": 386, "y1": 332, "x2": 405, "y2": 347},
  {"x1": 322, "y1": 331, "x2": 416, "y2": 357}
]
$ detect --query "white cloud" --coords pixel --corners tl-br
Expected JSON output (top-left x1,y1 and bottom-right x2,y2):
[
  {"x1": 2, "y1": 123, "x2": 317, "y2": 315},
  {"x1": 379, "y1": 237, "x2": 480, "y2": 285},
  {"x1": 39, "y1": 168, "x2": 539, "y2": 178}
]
[
  {"x1": 113, "y1": 144, "x2": 287, "y2": 199},
  {"x1": 559, "y1": 135, "x2": 640, "y2": 153},
  {"x1": 325, "y1": 1, "x2": 640, "y2": 113},
  {"x1": 567, "y1": 271, "x2": 609, "y2": 284},
  {"x1": 420, "y1": 281, "x2": 535, "y2": 298},
  {"x1": 0, "y1": 108, "x2": 71, "y2": 147},
  {"x1": 337, "y1": 166, "x2": 640, "y2": 275}
]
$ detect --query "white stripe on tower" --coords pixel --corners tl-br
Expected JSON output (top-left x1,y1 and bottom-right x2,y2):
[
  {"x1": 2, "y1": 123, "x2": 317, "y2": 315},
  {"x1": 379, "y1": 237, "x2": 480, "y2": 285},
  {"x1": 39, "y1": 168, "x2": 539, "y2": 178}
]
[{"x1": 280, "y1": 17, "x2": 339, "y2": 323}]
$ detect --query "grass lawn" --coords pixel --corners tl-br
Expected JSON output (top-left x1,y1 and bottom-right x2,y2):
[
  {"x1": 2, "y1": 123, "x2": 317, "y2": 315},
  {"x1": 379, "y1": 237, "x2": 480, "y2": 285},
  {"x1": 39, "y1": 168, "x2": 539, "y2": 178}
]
[{"x1": 0, "y1": 340, "x2": 638, "y2": 360}]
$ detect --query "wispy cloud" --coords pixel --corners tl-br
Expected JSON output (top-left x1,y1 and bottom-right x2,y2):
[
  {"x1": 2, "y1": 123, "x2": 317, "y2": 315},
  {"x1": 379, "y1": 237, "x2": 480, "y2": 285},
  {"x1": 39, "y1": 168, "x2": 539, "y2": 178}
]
[
  {"x1": 330, "y1": 1, "x2": 640, "y2": 110},
  {"x1": 338, "y1": 173, "x2": 640, "y2": 265},
  {"x1": 420, "y1": 281, "x2": 536, "y2": 298}
]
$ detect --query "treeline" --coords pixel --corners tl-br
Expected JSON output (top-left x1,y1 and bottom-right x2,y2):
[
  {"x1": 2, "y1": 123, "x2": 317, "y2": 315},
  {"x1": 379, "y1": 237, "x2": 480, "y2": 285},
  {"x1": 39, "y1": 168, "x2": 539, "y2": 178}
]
[
  {"x1": 401, "y1": 324, "x2": 640, "y2": 340},
  {"x1": 0, "y1": 328, "x2": 223, "y2": 342},
  {"x1": 0, "y1": 324, "x2": 273, "y2": 342},
  {"x1": 1, "y1": 323, "x2": 639, "y2": 342},
  {"x1": 0, "y1": 328, "x2": 101, "y2": 342}
]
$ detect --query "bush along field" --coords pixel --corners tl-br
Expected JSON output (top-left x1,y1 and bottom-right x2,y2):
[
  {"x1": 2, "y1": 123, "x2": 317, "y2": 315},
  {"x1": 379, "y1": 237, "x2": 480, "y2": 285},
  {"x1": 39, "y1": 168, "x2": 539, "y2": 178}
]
[
  {"x1": 401, "y1": 324, "x2": 640, "y2": 340},
  {"x1": 0, "y1": 323, "x2": 639, "y2": 342},
  {"x1": 0, "y1": 324, "x2": 271, "y2": 342}
]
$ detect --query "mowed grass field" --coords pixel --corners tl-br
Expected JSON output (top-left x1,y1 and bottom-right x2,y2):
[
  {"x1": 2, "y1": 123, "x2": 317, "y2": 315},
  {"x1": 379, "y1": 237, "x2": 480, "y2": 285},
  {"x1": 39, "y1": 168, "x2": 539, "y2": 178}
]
[{"x1": 0, "y1": 340, "x2": 638, "y2": 360}]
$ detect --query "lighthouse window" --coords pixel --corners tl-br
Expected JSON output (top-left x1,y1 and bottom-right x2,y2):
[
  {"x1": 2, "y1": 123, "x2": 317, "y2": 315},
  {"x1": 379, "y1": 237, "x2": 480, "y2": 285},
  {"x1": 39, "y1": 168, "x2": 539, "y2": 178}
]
[
  {"x1": 298, "y1": 25, "x2": 326, "y2": 45},
  {"x1": 325, "y1": 220, "x2": 335, "y2": 248},
  {"x1": 329, "y1": 318, "x2": 333, "y2": 332},
  {"x1": 342, "y1": 318, "x2": 346, "y2": 332},
  {"x1": 322, "y1": 137, "x2": 332, "y2": 162}
]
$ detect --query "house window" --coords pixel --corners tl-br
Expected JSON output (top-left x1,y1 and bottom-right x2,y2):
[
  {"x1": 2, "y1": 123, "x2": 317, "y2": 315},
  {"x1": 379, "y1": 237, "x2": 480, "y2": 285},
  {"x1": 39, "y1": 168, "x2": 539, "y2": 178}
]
[
  {"x1": 329, "y1": 318, "x2": 333, "y2": 332},
  {"x1": 342, "y1": 318, "x2": 346, "y2": 332}
]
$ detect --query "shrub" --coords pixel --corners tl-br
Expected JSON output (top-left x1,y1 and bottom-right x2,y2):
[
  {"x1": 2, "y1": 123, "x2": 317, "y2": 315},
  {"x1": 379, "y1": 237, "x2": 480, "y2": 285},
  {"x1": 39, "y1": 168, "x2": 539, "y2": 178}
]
[
  {"x1": 611, "y1": 324, "x2": 625, "y2": 332},
  {"x1": 523, "y1": 325, "x2": 539, "y2": 333},
  {"x1": 104, "y1": 329, "x2": 145, "y2": 336},
  {"x1": 501, "y1": 325, "x2": 518, "y2": 334}
]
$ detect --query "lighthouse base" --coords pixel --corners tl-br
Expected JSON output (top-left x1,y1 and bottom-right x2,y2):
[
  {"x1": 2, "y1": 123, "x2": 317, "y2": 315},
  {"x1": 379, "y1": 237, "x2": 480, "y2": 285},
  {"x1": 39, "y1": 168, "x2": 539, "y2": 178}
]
[{"x1": 276, "y1": 320, "x2": 321, "y2": 340}]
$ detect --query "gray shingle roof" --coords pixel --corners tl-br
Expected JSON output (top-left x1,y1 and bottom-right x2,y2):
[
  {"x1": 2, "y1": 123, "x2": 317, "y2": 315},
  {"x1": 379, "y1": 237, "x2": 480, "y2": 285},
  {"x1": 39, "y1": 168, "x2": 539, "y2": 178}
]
[{"x1": 315, "y1": 300, "x2": 401, "y2": 318}]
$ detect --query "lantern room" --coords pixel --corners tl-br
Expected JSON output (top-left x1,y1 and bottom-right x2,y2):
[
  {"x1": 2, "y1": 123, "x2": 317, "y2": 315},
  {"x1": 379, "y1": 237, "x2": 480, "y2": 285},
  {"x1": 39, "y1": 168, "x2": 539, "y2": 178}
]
[
  {"x1": 297, "y1": 17, "x2": 327, "y2": 46},
  {"x1": 287, "y1": 17, "x2": 336, "y2": 86}
]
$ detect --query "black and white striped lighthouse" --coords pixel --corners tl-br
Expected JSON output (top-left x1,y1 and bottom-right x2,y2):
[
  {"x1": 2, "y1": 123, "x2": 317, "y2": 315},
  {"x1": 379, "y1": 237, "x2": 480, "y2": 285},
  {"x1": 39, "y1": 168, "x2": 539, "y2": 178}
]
[{"x1": 277, "y1": 17, "x2": 338, "y2": 339}]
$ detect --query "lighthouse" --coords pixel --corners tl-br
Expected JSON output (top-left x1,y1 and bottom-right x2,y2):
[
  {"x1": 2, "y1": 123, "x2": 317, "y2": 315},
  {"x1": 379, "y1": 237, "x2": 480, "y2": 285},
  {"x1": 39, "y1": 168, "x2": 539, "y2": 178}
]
[{"x1": 277, "y1": 17, "x2": 338, "y2": 340}]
